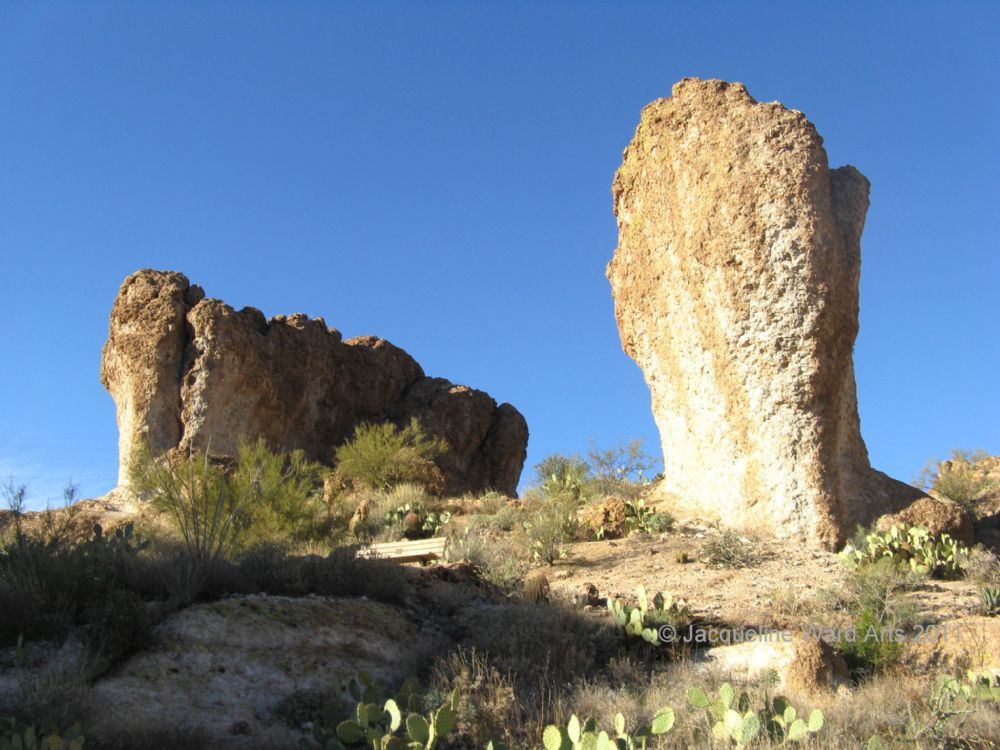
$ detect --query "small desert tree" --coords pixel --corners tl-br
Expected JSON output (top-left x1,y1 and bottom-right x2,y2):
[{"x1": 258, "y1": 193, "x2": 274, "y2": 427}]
[
  {"x1": 333, "y1": 417, "x2": 446, "y2": 491},
  {"x1": 130, "y1": 443, "x2": 241, "y2": 603},
  {"x1": 229, "y1": 437, "x2": 324, "y2": 548},
  {"x1": 532, "y1": 453, "x2": 591, "y2": 499},
  {"x1": 586, "y1": 438, "x2": 659, "y2": 498}
]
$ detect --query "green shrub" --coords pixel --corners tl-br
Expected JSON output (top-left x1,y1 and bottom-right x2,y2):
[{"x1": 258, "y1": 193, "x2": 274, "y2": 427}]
[
  {"x1": 838, "y1": 558, "x2": 916, "y2": 678},
  {"x1": 839, "y1": 606, "x2": 903, "y2": 679},
  {"x1": 522, "y1": 494, "x2": 579, "y2": 564},
  {"x1": 131, "y1": 439, "x2": 333, "y2": 597},
  {"x1": 979, "y1": 585, "x2": 1000, "y2": 616},
  {"x1": 532, "y1": 454, "x2": 590, "y2": 494},
  {"x1": 130, "y1": 444, "x2": 241, "y2": 603},
  {"x1": 934, "y1": 468, "x2": 995, "y2": 514},
  {"x1": 534, "y1": 441, "x2": 660, "y2": 502},
  {"x1": 334, "y1": 418, "x2": 446, "y2": 492},
  {"x1": 227, "y1": 437, "x2": 324, "y2": 548}
]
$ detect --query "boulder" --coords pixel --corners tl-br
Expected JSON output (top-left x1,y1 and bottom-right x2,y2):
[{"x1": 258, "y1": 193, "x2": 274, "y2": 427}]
[
  {"x1": 702, "y1": 634, "x2": 848, "y2": 694},
  {"x1": 875, "y1": 496, "x2": 976, "y2": 546},
  {"x1": 578, "y1": 497, "x2": 629, "y2": 540},
  {"x1": 101, "y1": 270, "x2": 528, "y2": 496},
  {"x1": 606, "y1": 78, "x2": 922, "y2": 547}
]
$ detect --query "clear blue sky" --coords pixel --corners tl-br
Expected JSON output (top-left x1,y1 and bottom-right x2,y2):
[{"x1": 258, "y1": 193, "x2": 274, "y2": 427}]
[{"x1": 1, "y1": 2, "x2": 997, "y2": 509}]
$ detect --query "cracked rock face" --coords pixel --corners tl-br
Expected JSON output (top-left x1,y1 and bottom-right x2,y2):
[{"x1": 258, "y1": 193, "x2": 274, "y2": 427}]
[
  {"x1": 607, "y1": 78, "x2": 921, "y2": 547},
  {"x1": 101, "y1": 269, "x2": 527, "y2": 496}
]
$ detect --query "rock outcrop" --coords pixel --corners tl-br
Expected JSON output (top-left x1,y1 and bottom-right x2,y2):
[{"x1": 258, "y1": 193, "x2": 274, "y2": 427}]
[
  {"x1": 101, "y1": 270, "x2": 527, "y2": 496},
  {"x1": 875, "y1": 496, "x2": 976, "y2": 546},
  {"x1": 87, "y1": 596, "x2": 426, "y2": 747},
  {"x1": 607, "y1": 78, "x2": 922, "y2": 547}
]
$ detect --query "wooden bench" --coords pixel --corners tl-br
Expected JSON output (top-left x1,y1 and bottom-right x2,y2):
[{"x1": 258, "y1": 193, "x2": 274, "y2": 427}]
[{"x1": 358, "y1": 537, "x2": 448, "y2": 564}]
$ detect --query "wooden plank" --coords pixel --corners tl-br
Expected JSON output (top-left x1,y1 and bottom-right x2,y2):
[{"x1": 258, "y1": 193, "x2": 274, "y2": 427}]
[{"x1": 358, "y1": 537, "x2": 448, "y2": 563}]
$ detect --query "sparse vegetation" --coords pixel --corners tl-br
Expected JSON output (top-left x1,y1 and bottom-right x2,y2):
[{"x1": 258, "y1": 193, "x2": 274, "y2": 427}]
[
  {"x1": 837, "y1": 558, "x2": 918, "y2": 678},
  {"x1": 4, "y1": 439, "x2": 999, "y2": 749},
  {"x1": 444, "y1": 527, "x2": 528, "y2": 591},
  {"x1": 533, "y1": 440, "x2": 660, "y2": 502},
  {"x1": 534, "y1": 453, "x2": 591, "y2": 496}
]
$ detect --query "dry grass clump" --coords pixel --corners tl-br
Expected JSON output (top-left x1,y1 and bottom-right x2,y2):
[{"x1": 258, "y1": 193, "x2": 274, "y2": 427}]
[
  {"x1": 517, "y1": 490, "x2": 581, "y2": 564},
  {"x1": 700, "y1": 526, "x2": 760, "y2": 569},
  {"x1": 445, "y1": 526, "x2": 529, "y2": 592},
  {"x1": 965, "y1": 547, "x2": 1000, "y2": 585},
  {"x1": 429, "y1": 649, "x2": 522, "y2": 747},
  {"x1": 461, "y1": 601, "x2": 618, "y2": 689}
]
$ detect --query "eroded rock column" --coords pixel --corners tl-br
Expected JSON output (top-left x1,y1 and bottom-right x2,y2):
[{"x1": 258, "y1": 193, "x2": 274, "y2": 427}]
[{"x1": 607, "y1": 78, "x2": 920, "y2": 546}]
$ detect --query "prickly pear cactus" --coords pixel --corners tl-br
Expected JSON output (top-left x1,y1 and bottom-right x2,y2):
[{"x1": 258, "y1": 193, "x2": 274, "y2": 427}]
[
  {"x1": 606, "y1": 585, "x2": 691, "y2": 645},
  {"x1": 687, "y1": 684, "x2": 824, "y2": 746},
  {"x1": 313, "y1": 674, "x2": 461, "y2": 750},
  {"x1": 542, "y1": 707, "x2": 674, "y2": 750},
  {"x1": 0, "y1": 718, "x2": 85, "y2": 750}
]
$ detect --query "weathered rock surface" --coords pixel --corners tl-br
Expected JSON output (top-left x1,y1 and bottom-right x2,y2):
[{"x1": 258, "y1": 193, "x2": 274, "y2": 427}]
[
  {"x1": 700, "y1": 635, "x2": 849, "y2": 694},
  {"x1": 101, "y1": 269, "x2": 528, "y2": 495},
  {"x1": 607, "y1": 78, "x2": 922, "y2": 547}
]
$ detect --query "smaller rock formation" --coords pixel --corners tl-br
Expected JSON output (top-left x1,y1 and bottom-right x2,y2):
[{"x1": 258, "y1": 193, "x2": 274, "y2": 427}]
[
  {"x1": 101, "y1": 270, "x2": 528, "y2": 496},
  {"x1": 578, "y1": 497, "x2": 629, "y2": 540}
]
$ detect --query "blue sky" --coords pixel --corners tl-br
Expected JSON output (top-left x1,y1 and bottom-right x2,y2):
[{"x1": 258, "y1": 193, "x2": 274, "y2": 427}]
[{"x1": 1, "y1": 2, "x2": 997, "y2": 509}]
